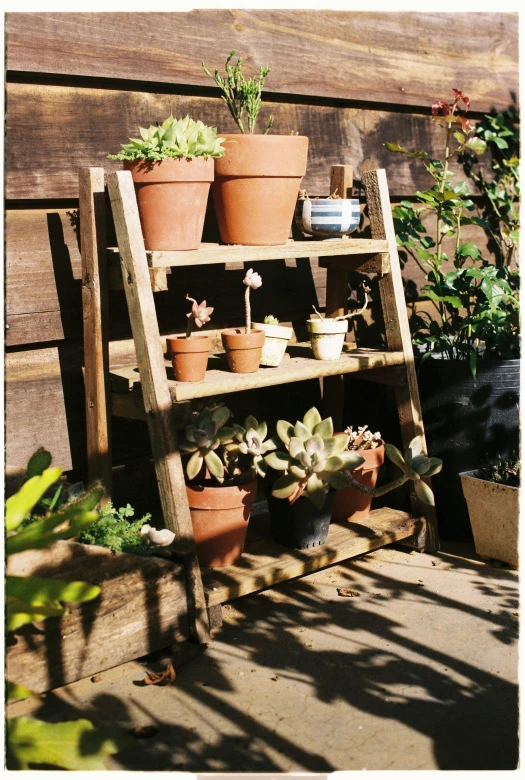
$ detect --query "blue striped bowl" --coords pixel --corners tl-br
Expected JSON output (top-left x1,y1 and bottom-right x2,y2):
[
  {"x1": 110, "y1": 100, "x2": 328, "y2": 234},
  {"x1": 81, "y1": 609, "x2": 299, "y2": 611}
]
[{"x1": 295, "y1": 198, "x2": 360, "y2": 237}]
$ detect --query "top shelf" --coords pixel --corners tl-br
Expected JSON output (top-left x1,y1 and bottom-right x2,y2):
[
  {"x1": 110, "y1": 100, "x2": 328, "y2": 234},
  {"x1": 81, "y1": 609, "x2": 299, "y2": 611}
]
[{"x1": 107, "y1": 237, "x2": 389, "y2": 269}]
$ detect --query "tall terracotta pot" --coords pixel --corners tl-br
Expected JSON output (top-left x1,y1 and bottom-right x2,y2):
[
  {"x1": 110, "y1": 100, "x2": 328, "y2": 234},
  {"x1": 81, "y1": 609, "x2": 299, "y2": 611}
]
[
  {"x1": 186, "y1": 478, "x2": 257, "y2": 568},
  {"x1": 212, "y1": 135, "x2": 309, "y2": 245},
  {"x1": 332, "y1": 443, "x2": 385, "y2": 523},
  {"x1": 124, "y1": 157, "x2": 214, "y2": 250}
]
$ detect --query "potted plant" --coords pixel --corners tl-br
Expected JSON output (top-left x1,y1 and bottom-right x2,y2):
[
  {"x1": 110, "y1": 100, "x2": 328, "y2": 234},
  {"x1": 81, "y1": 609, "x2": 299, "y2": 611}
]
[
  {"x1": 179, "y1": 402, "x2": 278, "y2": 567},
  {"x1": 386, "y1": 89, "x2": 520, "y2": 539},
  {"x1": 202, "y1": 51, "x2": 309, "y2": 245},
  {"x1": 331, "y1": 426, "x2": 385, "y2": 523},
  {"x1": 222, "y1": 268, "x2": 265, "y2": 373},
  {"x1": 251, "y1": 315, "x2": 293, "y2": 367},
  {"x1": 108, "y1": 115, "x2": 224, "y2": 250},
  {"x1": 460, "y1": 453, "x2": 519, "y2": 568},
  {"x1": 167, "y1": 295, "x2": 214, "y2": 382},
  {"x1": 264, "y1": 407, "x2": 442, "y2": 549},
  {"x1": 307, "y1": 282, "x2": 371, "y2": 360},
  {"x1": 295, "y1": 188, "x2": 361, "y2": 238}
]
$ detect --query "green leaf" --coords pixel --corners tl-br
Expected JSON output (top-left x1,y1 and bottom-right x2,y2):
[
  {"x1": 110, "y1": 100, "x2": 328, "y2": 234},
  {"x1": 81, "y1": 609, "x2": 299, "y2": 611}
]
[
  {"x1": 322, "y1": 455, "x2": 345, "y2": 473},
  {"x1": 264, "y1": 451, "x2": 290, "y2": 471},
  {"x1": 330, "y1": 433, "x2": 350, "y2": 454},
  {"x1": 276, "y1": 419, "x2": 294, "y2": 446},
  {"x1": 464, "y1": 137, "x2": 487, "y2": 156},
  {"x1": 262, "y1": 435, "x2": 280, "y2": 453},
  {"x1": 6, "y1": 717, "x2": 129, "y2": 770},
  {"x1": 244, "y1": 415, "x2": 259, "y2": 432},
  {"x1": 255, "y1": 421, "x2": 268, "y2": 441},
  {"x1": 6, "y1": 510, "x2": 99, "y2": 556},
  {"x1": 26, "y1": 448, "x2": 52, "y2": 479},
  {"x1": 385, "y1": 444, "x2": 407, "y2": 471},
  {"x1": 410, "y1": 455, "x2": 431, "y2": 475},
  {"x1": 313, "y1": 418, "x2": 334, "y2": 439},
  {"x1": 6, "y1": 681, "x2": 35, "y2": 702},
  {"x1": 294, "y1": 421, "x2": 311, "y2": 441},
  {"x1": 404, "y1": 436, "x2": 424, "y2": 465},
  {"x1": 414, "y1": 480, "x2": 435, "y2": 506},
  {"x1": 384, "y1": 142, "x2": 427, "y2": 160},
  {"x1": 211, "y1": 405, "x2": 231, "y2": 430},
  {"x1": 6, "y1": 575, "x2": 101, "y2": 607},
  {"x1": 340, "y1": 452, "x2": 366, "y2": 471},
  {"x1": 306, "y1": 474, "x2": 327, "y2": 508},
  {"x1": 6, "y1": 597, "x2": 66, "y2": 631},
  {"x1": 253, "y1": 456, "x2": 267, "y2": 478},
  {"x1": 302, "y1": 407, "x2": 322, "y2": 433},
  {"x1": 272, "y1": 474, "x2": 300, "y2": 500},
  {"x1": 453, "y1": 131, "x2": 465, "y2": 145},
  {"x1": 204, "y1": 450, "x2": 224, "y2": 481},
  {"x1": 424, "y1": 457, "x2": 443, "y2": 477},
  {"x1": 456, "y1": 243, "x2": 481, "y2": 259},
  {"x1": 469, "y1": 350, "x2": 477, "y2": 380},
  {"x1": 320, "y1": 471, "x2": 351, "y2": 490},
  {"x1": 6, "y1": 467, "x2": 63, "y2": 531},
  {"x1": 186, "y1": 451, "x2": 204, "y2": 481}
]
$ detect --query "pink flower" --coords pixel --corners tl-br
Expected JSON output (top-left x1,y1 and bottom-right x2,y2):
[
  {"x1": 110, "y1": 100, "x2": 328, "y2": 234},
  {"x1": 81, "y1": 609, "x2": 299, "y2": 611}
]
[
  {"x1": 186, "y1": 295, "x2": 214, "y2": 327},
  {"x1": 243, "y1": 268, "x2": 263, "y2": 289}
]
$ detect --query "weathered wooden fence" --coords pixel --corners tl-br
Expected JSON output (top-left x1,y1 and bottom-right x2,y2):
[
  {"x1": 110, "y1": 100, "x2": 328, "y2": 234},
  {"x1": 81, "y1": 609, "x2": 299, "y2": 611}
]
[{"x1": 5, "y1": 11, "x2": 518, "y2": 492}]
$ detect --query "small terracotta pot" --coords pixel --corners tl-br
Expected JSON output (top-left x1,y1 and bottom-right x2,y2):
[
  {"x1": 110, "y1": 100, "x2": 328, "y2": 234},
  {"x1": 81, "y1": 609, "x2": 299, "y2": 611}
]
[
  {"x1": 221, "y1": 328, "x2": 265, "y2": 373},
  {"x1": 332, "y1": 442, "x2": 385, "y2": 523},
  {"x1": 186, "y1": 478, "x2": 257, "y2": 567},
  {"x1": 167, "y1": 334, "x2": 210, "y2": 382},
  {"x1": 212, "y1": 135, "x2": 309, "y2": 245},
  {"x1": 124, "y1": 157, "x2": 214, "y2": 250}
]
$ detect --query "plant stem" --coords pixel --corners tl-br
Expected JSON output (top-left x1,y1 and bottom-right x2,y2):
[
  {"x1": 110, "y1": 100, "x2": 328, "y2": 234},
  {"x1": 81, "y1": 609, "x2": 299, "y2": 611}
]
[
  {"x1": 245, "y1": 286, "x2": 251, "y2": 334},
  {"x1": 345, "y1": 472, "x2": 409, "y2": 498},
  {"x1": 186, "y1": 318, "x2": 193, "y2": 339}
]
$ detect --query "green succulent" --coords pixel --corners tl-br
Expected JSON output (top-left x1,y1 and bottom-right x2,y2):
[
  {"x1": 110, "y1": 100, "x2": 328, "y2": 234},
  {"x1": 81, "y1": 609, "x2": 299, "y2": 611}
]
[
  {"x1": 224, "y1": 416, "x2": 280, "y2": 479},
  {"x1": 178, "y1": 405, "x2": 235, "y2": 482},
  {"x1": 108, "y1": 115, "x2": 225, "y2": 161},
  {"x1": 265, "y1": 407, "x2": 365, "y2": 508},
  {"x1": 263, "y1": 315, "x2": 280, "y2": 325}
]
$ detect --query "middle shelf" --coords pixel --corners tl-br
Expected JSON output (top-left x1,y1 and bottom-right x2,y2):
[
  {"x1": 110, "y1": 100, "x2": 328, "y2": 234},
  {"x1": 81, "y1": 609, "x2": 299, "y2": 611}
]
[{"x1": 110, "y1": 344, "x2": 406, "y2": 404}]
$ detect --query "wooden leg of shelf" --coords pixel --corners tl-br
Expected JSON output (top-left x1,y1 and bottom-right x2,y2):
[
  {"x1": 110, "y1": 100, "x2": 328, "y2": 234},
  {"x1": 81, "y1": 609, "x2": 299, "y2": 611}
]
[
  {"x1": 107, "y1": 170, "x2": 210, "y2": 643},
  {"x1": 79, "y1": 167, "x2": 112, "y2": 502},
  {"x1": 323, "y1": 266, "x2": 348, "y2": 431},
  {"x1": 363, "y1": 169, "x2": 439, "y2": 552},
  {"x1": 207, "y1": 604, "x2": 223, "y2": 636}
]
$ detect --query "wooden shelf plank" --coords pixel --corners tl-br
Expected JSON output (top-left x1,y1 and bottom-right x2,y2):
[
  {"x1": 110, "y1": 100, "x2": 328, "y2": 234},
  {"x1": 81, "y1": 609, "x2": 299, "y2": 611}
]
[
  {"x1": 107, "y1": 237, "x2": 389, "y2": 270},
  {"x1": 203, "y1": 507, "x2": 424, "y2": 606},
  {"x1": 109, "y1": 346, "x2": 406, "y2": 402}
]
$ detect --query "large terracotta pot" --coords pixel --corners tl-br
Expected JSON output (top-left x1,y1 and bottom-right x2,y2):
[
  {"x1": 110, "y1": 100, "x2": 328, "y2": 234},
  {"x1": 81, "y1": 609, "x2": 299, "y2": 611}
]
[
  {"x1": 124, "y1": 157, "x2": 214, "y2": 250},
  {"x1": 332, "y1": 443, "x2": 385, "y2": 523},
  {"x1": 212, "y1": 135, "x2": 309, "y2": 245},
  {"x1": 186, "y1": 478, "x2": 257, "y2": 568},
  {"x1": 221, "y1": 328, "x2": 265, "y2": 373},
  {"x1": 167, "y1": 334, "x2": 210, "y2": 382}
]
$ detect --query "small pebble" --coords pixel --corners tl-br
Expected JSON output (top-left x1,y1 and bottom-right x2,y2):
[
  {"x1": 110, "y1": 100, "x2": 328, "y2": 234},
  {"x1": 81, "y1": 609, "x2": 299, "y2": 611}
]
[{"x1": 90, "y1": 674, "x2": 102, "y2": 683}]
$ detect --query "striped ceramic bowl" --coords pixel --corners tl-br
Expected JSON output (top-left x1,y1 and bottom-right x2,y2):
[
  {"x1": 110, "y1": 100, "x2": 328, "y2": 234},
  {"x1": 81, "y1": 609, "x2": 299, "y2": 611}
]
[{"x1": 295, "y1": 198, "x2": 360, "y2": 237}]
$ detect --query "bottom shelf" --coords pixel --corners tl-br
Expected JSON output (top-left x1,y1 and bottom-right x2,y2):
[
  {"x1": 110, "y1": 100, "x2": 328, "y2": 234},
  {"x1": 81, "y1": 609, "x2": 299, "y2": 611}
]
[{"x1": 203, "y1": 507, "x2": 424, "y2": 606}]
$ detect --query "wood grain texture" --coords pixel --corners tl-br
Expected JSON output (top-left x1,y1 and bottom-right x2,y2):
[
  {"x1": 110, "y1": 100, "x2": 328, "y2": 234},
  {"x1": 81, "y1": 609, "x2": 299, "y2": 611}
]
[
  {"x1": 6, "y1": 11, "x2": 517, "y2": 111},
  {"x1": 204, "y1": 508, "x2": 424, "y2": 606},
  {"x1": 107, "y1": 169, "x2": 209, "y2": 643},
  {"x1": 79, "y1": 168, "x2": 112, "y2": 496},
  {"x1": 5, "y1": 82, "x2": 502, "y2": 201},
  {"x1": 363, "y1": 168, "x2": 439, "y2": 551},
  {"x1": 6, "y1": 541, "x2": 189, "y2": 693}
]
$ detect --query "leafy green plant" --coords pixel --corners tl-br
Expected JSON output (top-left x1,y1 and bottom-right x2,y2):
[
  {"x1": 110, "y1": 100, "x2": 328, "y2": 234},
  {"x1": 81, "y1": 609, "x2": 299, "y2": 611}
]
[
  {"x1": 264, "y1": 314, "x2": 280, "y2": 325},
  {"x1": 477, "y1": 451, "x2": 520, "y2": 488},
  {"x1": 385, "y1": 89, "x2": 519, "y2": 376},
  {"x1": 178, "y1": 404, "x2": 278, "y2": 484},
  {"x1": 265, "y1": 407, "x2": 442, "y2": 508},
  {"x1": 6, "y1": 450, "x2": 128, "y2": 769},
  {"x1": 77, "y1": 502, "x2": 159, "y2": 556},
  {"x1": 202, "y1": 50, "x2": 274, "y2": 134},
  {"x1": 108, "y1": 114, "x2": 225, "y2": 161}
]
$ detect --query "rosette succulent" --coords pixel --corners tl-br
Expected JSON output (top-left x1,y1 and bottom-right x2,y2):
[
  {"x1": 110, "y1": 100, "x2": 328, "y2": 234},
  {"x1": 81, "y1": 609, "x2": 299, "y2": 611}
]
[
  {"x1": 185, "y1": 294, "x2": 213, "y2": 337},
  {"x1": 224, "y1": 416, "x2": 279, "y2": 479},
  {"x1": 108, "y1": 115, "x2": 225, "y2": 161}
]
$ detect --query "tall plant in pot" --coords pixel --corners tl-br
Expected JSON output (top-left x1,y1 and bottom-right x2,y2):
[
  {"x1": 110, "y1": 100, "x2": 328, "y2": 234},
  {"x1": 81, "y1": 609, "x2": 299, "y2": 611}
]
[
  {"x1": 167, "y1": 295, "x2": 214, "y2": 382},
  {"x1": 264, "y1": 407, "x2": 441, "y2": 549},
  {"x1": 202, "y1": 50, "x2": 309, "y2": 246},
  {"x1": 385, "y1": 89, "x2": 520, "y2": 539},
  {"x1": 179, "y1": 402, "x2": 278, "y2": 567},
  {"x1": 108, "y1": 115, "x2": 224, "y2": 250},
  {"x1": 222, "y1": 269, "x2": 265, "y2": 373}
]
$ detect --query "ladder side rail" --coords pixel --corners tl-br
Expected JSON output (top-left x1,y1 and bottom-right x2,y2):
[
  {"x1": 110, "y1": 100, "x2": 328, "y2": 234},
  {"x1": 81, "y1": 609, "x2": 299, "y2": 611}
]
[
  {"x1": 79, "y1": 167, "x2": 112, "y2": 501},
  {"x1": 107, "y1": 170, "x2": 210, "y2": 642},
  {"x1": 362, "y1": 168, "x2": 440, "y2": 551}
]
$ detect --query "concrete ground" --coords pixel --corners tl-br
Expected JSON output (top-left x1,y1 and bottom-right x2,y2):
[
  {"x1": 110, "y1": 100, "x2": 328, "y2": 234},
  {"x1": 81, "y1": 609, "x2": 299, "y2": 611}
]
[{"x1": 8, "y1": 542, "x2": 519, "y2": 772}]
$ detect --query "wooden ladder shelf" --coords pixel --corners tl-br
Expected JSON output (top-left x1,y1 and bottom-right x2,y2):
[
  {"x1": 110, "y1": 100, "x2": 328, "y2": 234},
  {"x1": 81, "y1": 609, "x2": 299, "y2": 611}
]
[{"x1": 80, "y1": 164, "x2": 439, "y2": 644}]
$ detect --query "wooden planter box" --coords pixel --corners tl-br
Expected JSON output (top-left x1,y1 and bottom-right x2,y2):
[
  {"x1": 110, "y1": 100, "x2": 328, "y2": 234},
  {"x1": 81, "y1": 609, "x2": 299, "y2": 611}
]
[{"x1": 7, "y1": 540, "x2": 190, "y2": 694}]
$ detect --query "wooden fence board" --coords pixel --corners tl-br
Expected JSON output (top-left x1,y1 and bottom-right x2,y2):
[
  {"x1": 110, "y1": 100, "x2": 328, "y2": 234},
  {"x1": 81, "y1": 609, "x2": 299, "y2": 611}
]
[
  {"x1": 5, "y1": 83, "x2": 501, "y2": 201},
  {"x1": 6, "y1": 11, "x2": 518, "y2": 112}
]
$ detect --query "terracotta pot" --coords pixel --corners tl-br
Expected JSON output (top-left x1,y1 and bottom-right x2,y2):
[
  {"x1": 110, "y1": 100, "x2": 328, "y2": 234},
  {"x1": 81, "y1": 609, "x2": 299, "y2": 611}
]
[
  {"x1": 221, "y1": 328, "x2": 265, "y2": 373},
  {"x1": 212, "y1": 135, "x2": 309, "y2": 245},
  {"x1": 332, "y1": 442, "x2": 385, "y2": 522},
  {"x1": 166, "y1": 334, "x2": 210, "y2": 382},
  {"x1": 186, "y1": 478, "x2": 257, "y2": 567},
  {"x1": 307, "y1": 318, "x2": 349, "y2": 360},
  {"x1": 124, "y1": 157, "x2": 214, "y2": 250}
]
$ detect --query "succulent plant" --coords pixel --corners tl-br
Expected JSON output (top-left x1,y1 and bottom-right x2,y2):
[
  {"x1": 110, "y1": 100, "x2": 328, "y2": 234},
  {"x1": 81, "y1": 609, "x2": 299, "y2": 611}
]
[
  {"x1": 108, "y1": 115, "x2": 225, "y2": 161},
  {"x1": 185, "y1": 294, "x2": 213, "y2": 337},
  {"x1": 478, "y1": 452, "x2": 520, "y2": 488},
  {"x1": 265, "y1": 407, "x2": 443, "y2": 509},
  {"x1": 344, "y1": 425, "x2": 382, "y2": 450},
  {"x1": 202, "y1": 50, "x2": 274, "y2": 134},
  {"x1": 178, "y1": 405, "x2": 235, "y2": 482},
  {"x1": 243, "y1": 268, "x2": 263, "y2": 334},
  {"x1": 264, "y1": 315, "x2": 280, "y2": 325},
  {"x1": 223, "y1": 416, "x2": 280, "y2": 479}
]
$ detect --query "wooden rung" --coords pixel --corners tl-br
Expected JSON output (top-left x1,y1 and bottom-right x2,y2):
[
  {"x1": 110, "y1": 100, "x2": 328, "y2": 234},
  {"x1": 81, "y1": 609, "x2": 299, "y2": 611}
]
[
  {"x1": 107, "y1": 238, "x2": 389, "y2": 270},
  {"x1": 109, "y1": 346, "x2": 406, "y2": 402},
  {"x1": 319, "y1": 253, "x2": 390, "y2": 274},
  {"x1": 203, "y1": 507, "x2": 424, "y2": 606},
  {"x1": 111, "y1": 391, "x2": 192, "y2": 422},
  {"x1": 352, "y1": 365, "x2": 407, "y2": 387}
]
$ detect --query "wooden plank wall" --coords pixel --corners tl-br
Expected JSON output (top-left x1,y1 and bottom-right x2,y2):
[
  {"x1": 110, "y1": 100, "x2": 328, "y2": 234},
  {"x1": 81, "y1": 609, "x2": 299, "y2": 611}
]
[{"x1": 5, "y1": 10, "x2": 518, "y2": 487}]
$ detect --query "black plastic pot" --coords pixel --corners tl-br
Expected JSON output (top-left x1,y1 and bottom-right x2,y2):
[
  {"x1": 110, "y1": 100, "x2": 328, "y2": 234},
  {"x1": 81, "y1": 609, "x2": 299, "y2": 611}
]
[
  {"x1": 417, "y1": 357, "x2": 520, "y2": 540},
  {"x1": 267, "y1": 490, "x2": 335, "y2": 549}
]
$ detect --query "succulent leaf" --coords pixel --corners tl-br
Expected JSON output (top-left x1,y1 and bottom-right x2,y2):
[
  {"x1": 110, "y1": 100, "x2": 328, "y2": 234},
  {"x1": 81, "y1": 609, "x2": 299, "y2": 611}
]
[
  {"x1": 186, "y1": 451, "x2": 204, "y2": 481},
  {"x1": 294, "y1": 421, "x2": 311, "y2": 441},
  {"x1": 305, "y1": 435, "x2": 324, "y2": 456},
  {"x1": 244, "y1": 415, "x2": 259, "y2": 432},
  {"x1": 264, "y1": 451, "x2": 290, "y2": 471},
  {"x1": 276, "y1": 420, "x2": 294, "y2": 446},
  {"x1": 204, "y1": 450, "x2": 225, "y2": 481},
  {"x1": 411, "y1": 455, "x2": 431, "y2": 475},
  {"x1": 423, "y1": 457, "x2": 443, "y2": 477},
  {"x1": 323, "y1": 455, "x2": 346, "y2": 473},
  {"x1": 306, "y1": 474, "x2": 327, "y2": 508},
  {"x1": 321, "y1": 471, "x2": 352, "y2": 490},
  {"x1": 272, "y1": 474, "x2": 301, "y2": 499},
  {"x1": 303, "y1": 407, "x2": 322, "y2": 433},
  {"x1": 340, "y1": 452, "x2": 366, "y2": 471},
  {"x1": 313, "y1": 418, "x2": 334, "y2": 438},
  {"x1": 211, "y1": 405, "x2": 231, "y2": 430},
  {"x1": 385, "y1": 443, "x2": 407, "y2": 471},
  {"x1": 414, "y1": 479, "x2": 435, "y2": 505}
]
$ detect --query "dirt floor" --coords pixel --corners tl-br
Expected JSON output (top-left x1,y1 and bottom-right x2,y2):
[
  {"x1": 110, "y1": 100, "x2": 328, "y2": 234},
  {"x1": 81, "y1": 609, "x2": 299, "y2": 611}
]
[{"x1": 8, "y1": 541, "x2": 519, "y2": 772}]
